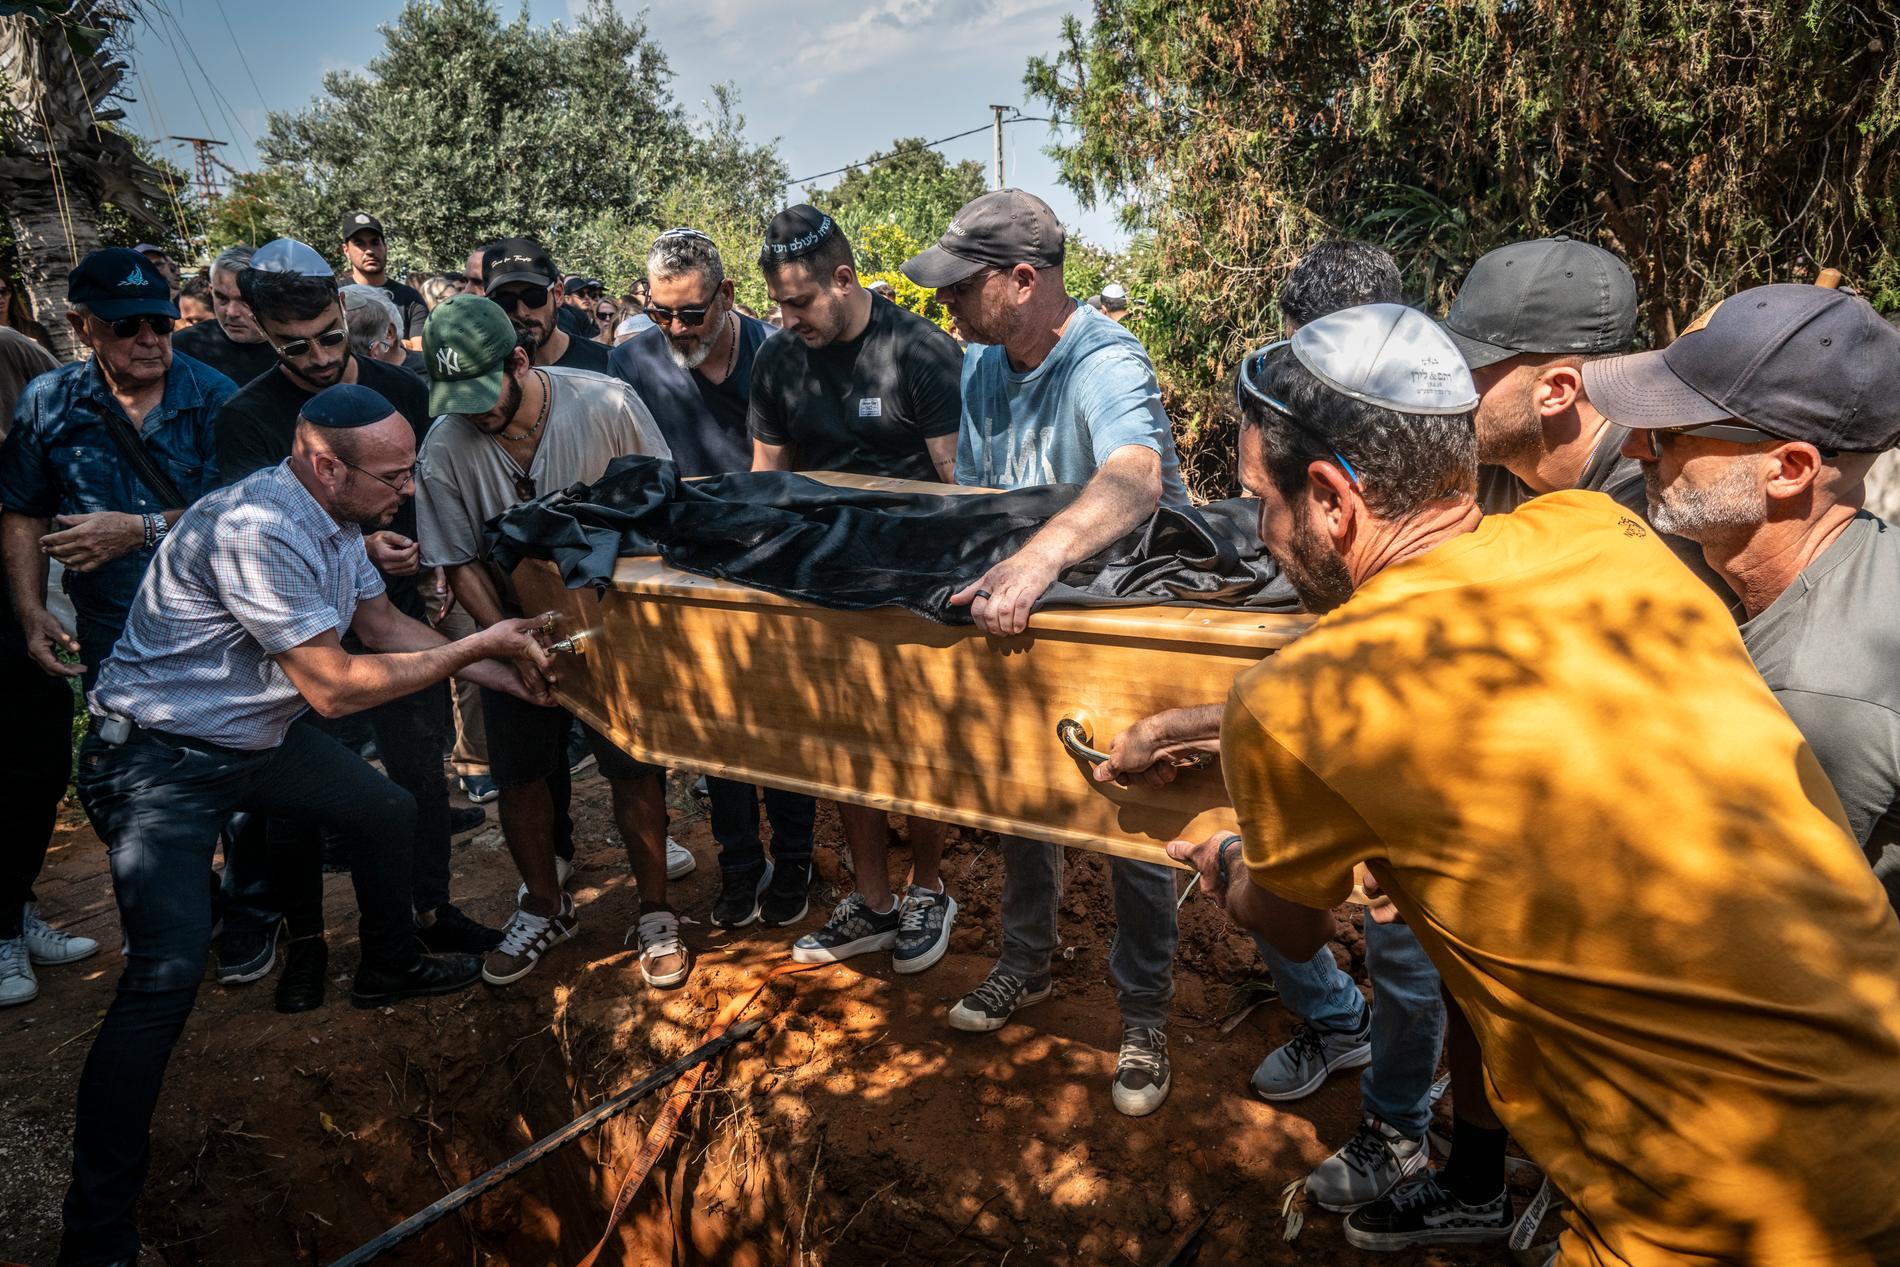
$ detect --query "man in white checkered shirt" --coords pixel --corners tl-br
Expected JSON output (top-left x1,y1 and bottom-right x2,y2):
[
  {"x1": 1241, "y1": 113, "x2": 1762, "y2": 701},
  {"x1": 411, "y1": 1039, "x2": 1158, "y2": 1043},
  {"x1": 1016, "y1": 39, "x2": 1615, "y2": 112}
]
[{"x1": 59, "y1": 383, "x2": 556, "y2": 1267}]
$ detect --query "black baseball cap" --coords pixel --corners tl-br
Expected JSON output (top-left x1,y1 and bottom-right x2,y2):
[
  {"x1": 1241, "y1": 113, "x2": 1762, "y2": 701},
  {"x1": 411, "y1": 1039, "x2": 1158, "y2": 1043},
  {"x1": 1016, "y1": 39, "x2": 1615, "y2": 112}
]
[
  {"x1": 900, "y1": 188, "x2": 1065, "y2": 288},
  {"x1": 1443, "y1": 236, "x2": 1637, "y2": 369},
  {"x1": 483, "y1": 237, "x2": 559, "y2": 291},
  {"x1": 561, "y1": 274, "x2": 602, "y2": 293},
  {"x1": 68, "y1": 247, "x2": 178, "y2": 320},
  {"x1": 341, "y1": 211, "x2": 384, "y2": 242},
  {"x1": 1583, "y1": 283, "x2": 1900, "y2": 452}
]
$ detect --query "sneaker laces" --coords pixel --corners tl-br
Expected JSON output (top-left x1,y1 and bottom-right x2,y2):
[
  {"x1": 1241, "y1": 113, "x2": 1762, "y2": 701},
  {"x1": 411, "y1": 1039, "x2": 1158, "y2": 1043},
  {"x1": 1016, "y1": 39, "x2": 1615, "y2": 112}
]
[
  {"x1": 23, "y1": 908, "x2": 68, "y2": 943},
  {"x1": 1117, "y1": 1027, "x2": 1168, "y2": 1078},
  {"x1": 1389, "y1": 1173, "x2": 1450, "y2": 1212},
  {"x1": 637, "y1": 909, "x2": 681, "y2": 957},
  {"x1": 1340, "y1": 1117, "x2": 1400, "y2": 1175},
  {"x1": 496, "y1": 906, "x2": 553, "y2": 956},
  {"x1": 1283, "y1": 1021, "x2": 1327, "y2": 1067},
  {"x1": 897, "y1": 888, "x2": 938, "y2": 934},
  {"x1": 966, "y1": 970, "x2": 1027, "y2": 1012},
  {"x1": 0, "y1": 937, "x2": 26, "y2": 978}
]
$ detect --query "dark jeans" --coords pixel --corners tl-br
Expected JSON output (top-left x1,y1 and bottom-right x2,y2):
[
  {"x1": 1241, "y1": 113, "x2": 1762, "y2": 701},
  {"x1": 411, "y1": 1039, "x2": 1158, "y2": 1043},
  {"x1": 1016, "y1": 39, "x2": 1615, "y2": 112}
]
[
  {"x1": 74, "y1": 610, "x2": 122, "y2": 694},
  {"x1": 61, "y1": 718, "x2": 421, "y2": 1266},
  {"x1": 0, "y1": 647, "x2": 76, "y2": 938},
  {"x1": 707, "y1": 777, "x2": 815, "y2": 877},
  {"x1": 480, "y1": 687, "x2": 659, "y2": 862}
]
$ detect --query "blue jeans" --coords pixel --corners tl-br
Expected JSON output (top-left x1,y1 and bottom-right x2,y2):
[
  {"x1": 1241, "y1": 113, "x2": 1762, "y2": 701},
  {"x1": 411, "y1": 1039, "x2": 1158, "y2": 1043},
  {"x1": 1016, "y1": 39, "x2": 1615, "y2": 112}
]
[
  {"x1": 706, "y1": 777, "x2": 814, "y2": 876},
  {"x1": 61, "y1": 718, "x2": 421, "y2": 1266},
  {"x1": 1253, "y1": 918, "x2": 1445, "y2": 1137},
  {"x1": 997, "y1": 836, "x2": 1178, "y2": 1029}
]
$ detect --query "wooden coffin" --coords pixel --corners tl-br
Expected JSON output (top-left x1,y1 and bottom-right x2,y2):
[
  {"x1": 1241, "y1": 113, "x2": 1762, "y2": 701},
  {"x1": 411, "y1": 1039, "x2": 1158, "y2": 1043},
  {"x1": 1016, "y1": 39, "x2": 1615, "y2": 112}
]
[{"x1": 511, "y1": 474, "x2": 1310, "y2": 869}]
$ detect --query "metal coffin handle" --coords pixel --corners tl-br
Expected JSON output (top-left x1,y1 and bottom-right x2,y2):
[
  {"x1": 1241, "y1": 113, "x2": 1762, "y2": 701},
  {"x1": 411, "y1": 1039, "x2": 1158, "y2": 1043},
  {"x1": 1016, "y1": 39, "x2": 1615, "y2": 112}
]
[
  {"x1": 1056, "y1": 715, "x2": 1215, "y2": 770},
  {"x1": 548, "y1": 628, "x2": 590, "y2": 657}
]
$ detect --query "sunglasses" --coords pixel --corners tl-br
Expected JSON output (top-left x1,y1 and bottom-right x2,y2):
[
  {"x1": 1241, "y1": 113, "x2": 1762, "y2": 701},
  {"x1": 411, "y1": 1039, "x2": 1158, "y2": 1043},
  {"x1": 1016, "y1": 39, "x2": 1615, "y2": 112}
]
[
  {"x1": 95, "y1": 313, "x2": 175, "y2": 339},
  {"x1": 645, "y1": 301, "x2": 717, "y2": 328},
  {"x1": 492, "y1": 284, "x2": 551, "y2": 313},
  {"x1": 265, "y1": 304, "x2": 350, "y2": 361},
  {"x1": 1636, "y1": 421, "x2": 1841, "y2": 460},
  {"x1": 941, "y1": 269, "x2": 997, "y2": 299},
  {"x1": 1235, "y1": 340, "x2": 1364, "y2": 487}
]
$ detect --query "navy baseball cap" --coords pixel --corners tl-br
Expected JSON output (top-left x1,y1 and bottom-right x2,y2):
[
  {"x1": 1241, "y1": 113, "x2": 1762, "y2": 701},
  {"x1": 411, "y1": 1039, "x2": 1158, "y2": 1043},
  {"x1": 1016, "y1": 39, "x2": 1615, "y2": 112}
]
[
  {"x1": 1584, "y1": 283, "x2": 1900, "y2": 452},
  {"x1": 69, "y1": 248, "x2": 178, "y2": 320}
]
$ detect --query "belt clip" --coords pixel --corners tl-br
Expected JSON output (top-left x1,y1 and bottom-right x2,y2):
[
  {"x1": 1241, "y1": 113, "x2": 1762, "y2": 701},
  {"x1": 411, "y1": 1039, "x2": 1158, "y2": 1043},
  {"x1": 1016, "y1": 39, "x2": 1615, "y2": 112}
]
[{"x1": 95, "y1": 713, "x2": 134, "y2": 745}]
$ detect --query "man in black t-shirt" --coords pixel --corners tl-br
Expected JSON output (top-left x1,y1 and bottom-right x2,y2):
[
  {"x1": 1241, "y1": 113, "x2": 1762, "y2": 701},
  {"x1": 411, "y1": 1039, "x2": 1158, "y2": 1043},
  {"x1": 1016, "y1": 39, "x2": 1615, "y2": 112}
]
[
  {"x1": 217, "y1": 254, "x2": 502, "y2": 1011},
  {"x1": 483, "y1": 238, "x2": 611, "y2": 375},
  {"x1": 172, "y1": 245, "x2": 277, "y2": 388},
  {"x1": 341, "y1": 212, "x2": 429, "y2": 349},
  {"x1": 751, "y1": 206, "x2": 963, "y2": 978}
]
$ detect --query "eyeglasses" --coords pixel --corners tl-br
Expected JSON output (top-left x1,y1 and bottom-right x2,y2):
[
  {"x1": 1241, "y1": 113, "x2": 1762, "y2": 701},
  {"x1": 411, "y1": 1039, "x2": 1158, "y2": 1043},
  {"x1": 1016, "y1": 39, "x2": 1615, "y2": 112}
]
[
  {"x1": 341, "y1": 459, "x2": 417, "y2": 492},
  {"x1": 265, "y1": 304, "x2": 349, "y2": 360},
  {"x1": 1635, "y1": 421, "x2": 1840, "y2": 460},
  {"x1": 645, "y1": 300, "x2": 717, "y2": 328},
  {"x1": 492, "y1": 284, "x2": 551, "y2": 313},
  {"x1": 941, "y1": 269, "x2": 998, "y2": 300},
  {"x1": 1236, "y1": 340, "x2": 1363, "y2": 487},
  {"x1": 95, "y1": 313, "x2": 176, "y2": 340}
]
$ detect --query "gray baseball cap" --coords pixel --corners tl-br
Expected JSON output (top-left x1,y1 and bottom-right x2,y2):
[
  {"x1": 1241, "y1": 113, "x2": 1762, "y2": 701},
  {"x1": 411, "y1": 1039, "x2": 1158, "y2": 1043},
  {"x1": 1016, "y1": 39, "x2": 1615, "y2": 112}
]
[
  {"x1": 1583, "y1": 283, "x2": 1900, "y2": 452},
  {"x1": 1443, "y1": 236, "x2": 1638, "y2": 369},
  {"x1": 900, "y1": 189, "x2": 1065, "y2": 288}
]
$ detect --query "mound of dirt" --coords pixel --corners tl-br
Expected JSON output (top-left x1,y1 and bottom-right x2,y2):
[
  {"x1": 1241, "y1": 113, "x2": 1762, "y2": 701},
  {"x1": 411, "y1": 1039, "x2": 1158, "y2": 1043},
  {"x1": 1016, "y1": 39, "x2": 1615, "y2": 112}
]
[{"x1": 0, "y1": 777, "x2": 1522, "y2": 1267}]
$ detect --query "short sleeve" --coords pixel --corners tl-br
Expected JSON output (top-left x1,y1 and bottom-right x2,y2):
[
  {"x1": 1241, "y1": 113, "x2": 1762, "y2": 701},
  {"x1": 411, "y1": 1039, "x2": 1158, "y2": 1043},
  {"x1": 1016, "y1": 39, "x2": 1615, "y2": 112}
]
[
  {"x1": 902, "y1": 324, "x2": 964, "y2": 440},
  {"x1": 747, "y1": 340, "x2": 791, "y2": 447},
  {"x1": 211, "y1": 512, "x2": 350, "y2": 654},
  {"x1": 0, "y1": 389, "x2": 57, "y2": 516},
  {"x1": 1074, "y1": 347, "x2": 1170, "y2": 462},
  {"x1": 415, "y1": 437, "x2": 481, "y2": 568},
  {"x1": 1221, "y1": 687, "x2": 1376, "y2": 909},
  {"x1": 353, "y1": 539, "x2": 386, "y2": 602}
]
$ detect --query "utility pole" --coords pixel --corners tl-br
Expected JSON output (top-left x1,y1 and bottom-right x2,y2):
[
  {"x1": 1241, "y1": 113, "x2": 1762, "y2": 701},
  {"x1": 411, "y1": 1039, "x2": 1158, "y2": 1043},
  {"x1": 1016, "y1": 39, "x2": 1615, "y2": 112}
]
[
  {"x1": 990, "y1": 105, "x2": 1007, "y2": 190},
  {"x1": 170, "y1": 135, "x2": 233, "y2": 204}
]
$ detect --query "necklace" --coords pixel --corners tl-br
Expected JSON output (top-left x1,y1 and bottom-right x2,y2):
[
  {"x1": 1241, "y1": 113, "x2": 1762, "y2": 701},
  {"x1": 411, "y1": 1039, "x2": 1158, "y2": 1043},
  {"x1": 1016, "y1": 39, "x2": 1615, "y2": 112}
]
[
  {"x1": 499, "y1": 369, "x2": 550, "y2": 442},
  {"x1": 708, "y1": 312, "x2": 736, "y2": 382}
]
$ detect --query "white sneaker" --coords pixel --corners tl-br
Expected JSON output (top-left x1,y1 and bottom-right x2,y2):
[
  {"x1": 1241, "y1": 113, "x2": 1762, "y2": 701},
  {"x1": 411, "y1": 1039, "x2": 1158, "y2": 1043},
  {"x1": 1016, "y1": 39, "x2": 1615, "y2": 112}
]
[
  {"x1": 0, "y1": 936, "x2": 39, "y2": 1007},
  {"x1": 631, "y1": 908, "x2": 690, "y2": 988},
  {"x1": 23, "y1": 903, "x2": 99, "y2": 966},
  {"x1": 1308, "y1": 1115, "x2": 1430, "y2": 1211},
  {"x1": 665, "y1": 836, "x2": 696, "y2": 880}
]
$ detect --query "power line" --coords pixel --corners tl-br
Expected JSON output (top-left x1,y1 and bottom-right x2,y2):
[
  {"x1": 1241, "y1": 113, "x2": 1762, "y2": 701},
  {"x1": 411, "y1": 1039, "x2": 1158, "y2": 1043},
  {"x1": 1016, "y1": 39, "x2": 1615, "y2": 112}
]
[
  {"x1": 211, "y1": 0, "x2": 270, "y2": 123},
  {"x1": 789, "y1": 115, "x2": 1060, "y2": 187},
  {"x1": 155, "y1": 3, "x2": 257, "y2": 167}
]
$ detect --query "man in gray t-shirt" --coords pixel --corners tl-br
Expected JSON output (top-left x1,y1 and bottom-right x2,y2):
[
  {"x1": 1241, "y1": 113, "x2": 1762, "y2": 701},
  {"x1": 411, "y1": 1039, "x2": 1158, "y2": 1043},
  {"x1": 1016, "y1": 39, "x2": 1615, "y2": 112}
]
[
  {"x1": 416, "y1": 295, "x2": 693, "y2": 993},
  {"x1": 901, "y1": 189, "x2": 1184, "y2": 1118},
  {"x1": 1587, "y1": 283, "x2": 1900, "y2": 909}
]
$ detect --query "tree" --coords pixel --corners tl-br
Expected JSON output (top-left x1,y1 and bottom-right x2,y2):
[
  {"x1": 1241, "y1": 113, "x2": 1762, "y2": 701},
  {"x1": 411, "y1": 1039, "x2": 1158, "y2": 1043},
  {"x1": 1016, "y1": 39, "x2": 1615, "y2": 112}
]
[
  {"x1": 257, "y1": 0, "x2": 784, "y2": 277},
  {"x1": 809, "y1": 137, "x2": 987, "y2": 263},
  {"x1": 1028, "y1": 0, "x2": 1900, "y2": 495},
  {"x1": 1, "y1": 1, "x2": 187, "y2": 358}
]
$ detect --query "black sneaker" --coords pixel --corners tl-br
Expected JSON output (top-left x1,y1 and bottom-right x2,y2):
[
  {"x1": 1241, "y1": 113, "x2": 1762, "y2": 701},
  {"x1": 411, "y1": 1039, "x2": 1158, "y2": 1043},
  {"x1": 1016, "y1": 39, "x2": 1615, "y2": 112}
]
[
  {"x1": 274, "y1": 936, "x2": 328, "y2": 1013},
  {"x1": 790, "y1": 891, "x2": 900, "y2": 963},
  {"x1": 416, "y1": 903, "x2": 505, "y2": 954},
  {"x1": 217, "y1": 919, "x2": 282, "y2": 985},
  {"x1": 351, "y1": 952, "x2": 483, "y2": 1009},
  {"x1": 947, "y1": 966, "x2": 1053, "y2": 1033},
  {"x1": 449, "y1": 804, "x2": 487, "y2": 836},
  {"x1": 892, "y1": 884, "x2": 957, "y2": 974},
  {"x1": 1111, "y1": 1025, "x2": 1171, "y2": 1116},
  {"x1": 712, "y1": 862, "x2": 774, "y2": 929},
  {"x1": 759, "y1": 859, "x2": 812, "y2": 927},
  {"x1": 1343, "y1": 1173, "x2": 1513, "y2": 1250}
]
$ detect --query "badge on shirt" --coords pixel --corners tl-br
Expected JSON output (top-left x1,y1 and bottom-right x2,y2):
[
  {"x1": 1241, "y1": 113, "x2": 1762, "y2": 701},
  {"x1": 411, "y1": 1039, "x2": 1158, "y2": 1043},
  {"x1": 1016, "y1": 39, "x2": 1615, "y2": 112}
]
[{"x1": 857, "y1": 397, "x2": 883, "y2": 418}]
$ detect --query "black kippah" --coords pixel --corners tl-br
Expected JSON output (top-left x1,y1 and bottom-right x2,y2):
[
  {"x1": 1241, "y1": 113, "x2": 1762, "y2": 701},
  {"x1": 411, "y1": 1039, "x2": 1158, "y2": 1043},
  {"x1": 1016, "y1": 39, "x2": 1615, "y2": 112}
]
[
  {"x1": 762, "y1": 205, "x2": 836, "y2": 259},
  {"x1": 301, "y1": 383, "x2": 395, "y2": 429}
]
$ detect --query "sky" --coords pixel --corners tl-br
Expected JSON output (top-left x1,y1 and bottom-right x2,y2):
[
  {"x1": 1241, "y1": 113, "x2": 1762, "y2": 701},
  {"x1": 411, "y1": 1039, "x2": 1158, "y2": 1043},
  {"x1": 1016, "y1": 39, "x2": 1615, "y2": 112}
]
[{"x1": 121, "y1": 0, "x2": 1128, "y2": 249}]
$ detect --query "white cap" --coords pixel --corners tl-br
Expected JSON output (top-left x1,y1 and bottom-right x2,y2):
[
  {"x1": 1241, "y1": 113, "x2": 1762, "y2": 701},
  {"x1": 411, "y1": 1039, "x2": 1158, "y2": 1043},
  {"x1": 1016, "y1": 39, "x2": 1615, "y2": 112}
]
[
  {"x1": 1291, "y1": 303, "x2": 1477, "y2": 416},
  {"x1": 1100, "y1": 281, "x2": 1129, "y2": 305},
  {"x1": 250, "y1": 237, "x2": 333, "y2": 278}
]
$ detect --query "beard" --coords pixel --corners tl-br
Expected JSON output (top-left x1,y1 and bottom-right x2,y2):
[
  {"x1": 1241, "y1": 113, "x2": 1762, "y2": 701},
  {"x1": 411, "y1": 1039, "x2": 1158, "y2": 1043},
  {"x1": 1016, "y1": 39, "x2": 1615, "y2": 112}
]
[
  {"x1": 1475, "y1": 394, "x2": 1543, "y2": 467},
  {"x1": 1643, "y1": 457, "x2": 1764, "y2": 539},
  {"x1": 1274, "y1": 508, "x2": 1357, "y2": 615},
  {"x1": 667, "y1": 335, "x2": 716, "y2": 371},
  {"x1": 473, "y1": 374, "x2": 525, "y2": 434}
]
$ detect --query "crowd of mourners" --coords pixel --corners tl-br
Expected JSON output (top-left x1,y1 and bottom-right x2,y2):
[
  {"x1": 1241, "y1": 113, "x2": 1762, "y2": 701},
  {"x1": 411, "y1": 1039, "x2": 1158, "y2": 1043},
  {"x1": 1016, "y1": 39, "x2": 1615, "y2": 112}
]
[{"x1": 2, "y1": 188, "x2": 1897, "y2": 1267}]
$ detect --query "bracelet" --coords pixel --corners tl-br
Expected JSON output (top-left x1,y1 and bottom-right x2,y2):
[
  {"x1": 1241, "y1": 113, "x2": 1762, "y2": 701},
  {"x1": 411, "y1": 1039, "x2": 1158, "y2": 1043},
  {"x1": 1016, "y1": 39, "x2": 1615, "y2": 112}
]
[
  {"x1": 151, "y1": 514, "x2": 169, "y2": 544},
  {"x1": 141, "y1": 513, "x2": 157, "y2": 548},
  {"x1": 1214, "y1": 833, "x2": 1242, "y2": 890}
]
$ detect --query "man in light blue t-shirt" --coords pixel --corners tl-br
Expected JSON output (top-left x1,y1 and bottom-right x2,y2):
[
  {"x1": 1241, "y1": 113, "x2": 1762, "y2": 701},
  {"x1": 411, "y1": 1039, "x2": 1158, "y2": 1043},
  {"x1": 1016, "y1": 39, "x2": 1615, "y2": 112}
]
[{"x1": 901, "y1": 189, "x2": 1185, "y2": 1118}]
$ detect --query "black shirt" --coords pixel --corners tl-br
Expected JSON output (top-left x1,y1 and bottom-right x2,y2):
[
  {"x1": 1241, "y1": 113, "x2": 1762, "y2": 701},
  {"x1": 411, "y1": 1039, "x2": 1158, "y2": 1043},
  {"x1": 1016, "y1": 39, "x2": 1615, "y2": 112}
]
[
  {"x1": 611, "y1": 317, "x2": 771, "y2": 477},
  {"x1": 748, "y1": 297, "x2": 962, "y2": 481},
  {"x1": 366, "y1": 278, "x2": 430, "y2": 340},
  {"x1": 556, "y1": 303, "x2": 598, "y2": 340},
  {"x1": 214, "y1": 356, "x2": 432, "y2": 617},
  {"x1": 171, "y1": 320, "x2": 278, "y2": 391},
  {"x1": 551, "y1": 331, "x2": 611, "y2": 375}
]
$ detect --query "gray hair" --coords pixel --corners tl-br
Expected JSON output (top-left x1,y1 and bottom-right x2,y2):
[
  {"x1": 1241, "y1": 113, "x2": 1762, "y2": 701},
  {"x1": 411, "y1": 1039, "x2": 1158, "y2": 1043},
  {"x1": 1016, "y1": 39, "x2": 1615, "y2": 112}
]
[
  {"x1": 209, "y1": 245, "x2": 255, "y2": 286},
  {"x1": 646, "y1": 229, "x2": 724, "y2": 290},
  {"x1": 340, "y1": 283, "x2": 400, "y2": 356},
  {"x1": 421, "y1": 274, "x2": 461, "y2": 308}
]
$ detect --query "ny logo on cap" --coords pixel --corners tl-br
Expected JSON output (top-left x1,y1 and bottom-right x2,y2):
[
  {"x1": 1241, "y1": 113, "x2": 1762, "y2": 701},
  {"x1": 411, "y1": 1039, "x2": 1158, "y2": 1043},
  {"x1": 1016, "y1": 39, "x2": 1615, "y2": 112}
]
[
  {"x1": 355, "y1": 214, "x2": 372, "y2": 225},
  {"x1": 436, "y1": 347, "x2": 462, "y2": 376},
  {"x1": 119, "y1": 265, "x2": 150, "y2": 287}
]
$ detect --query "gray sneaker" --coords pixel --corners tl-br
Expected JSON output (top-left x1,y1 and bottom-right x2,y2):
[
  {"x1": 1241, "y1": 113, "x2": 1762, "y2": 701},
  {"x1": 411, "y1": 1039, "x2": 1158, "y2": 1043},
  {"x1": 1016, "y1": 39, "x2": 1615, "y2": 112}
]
[
  {"x1": 791, "y1": 891, "x2": 900, "y2": 964},
  {"x1": 1308, "y1": 1114, "x2": 1430, "y2": 1212},
  {"x1": 1251, "y1": 1007, "x2": 1372, "y2": 1101},
  {"x1": 1111, "y1": 1026, "x2": 1171, "y2": 1116},
  {"x1": 892, "y1": 885, "x2": 957, "y2": 975},
  {"x1": 947, "y1": 966, "x2": 1053, "y2": 1033}
]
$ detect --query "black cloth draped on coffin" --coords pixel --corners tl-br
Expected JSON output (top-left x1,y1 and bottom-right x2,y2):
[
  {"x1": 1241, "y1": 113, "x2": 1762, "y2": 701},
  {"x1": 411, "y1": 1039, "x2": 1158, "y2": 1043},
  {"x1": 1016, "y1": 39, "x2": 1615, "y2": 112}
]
[{"x1": 487, "y1": 455, "x2": 1298, "y2": 624}]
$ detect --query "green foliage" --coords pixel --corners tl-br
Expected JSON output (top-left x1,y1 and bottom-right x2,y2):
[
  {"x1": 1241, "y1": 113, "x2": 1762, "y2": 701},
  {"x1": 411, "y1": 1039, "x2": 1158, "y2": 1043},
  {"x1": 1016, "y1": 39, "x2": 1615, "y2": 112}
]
[
  {"x1": 864, "y1": 268, "x2": 953, "y2": 332},
  {"x1": 202, "y1": 169, "x2": 297, "y2": 254},
  {"x1": 253, "y1": 0, "x2": 784, "y2": 277},
  {"x1": 1028, "y1": 0, "x2": 1900, "y2": 496},
  {"x1": 809, "y1": 137, "x2": 987, "y2": 261}
]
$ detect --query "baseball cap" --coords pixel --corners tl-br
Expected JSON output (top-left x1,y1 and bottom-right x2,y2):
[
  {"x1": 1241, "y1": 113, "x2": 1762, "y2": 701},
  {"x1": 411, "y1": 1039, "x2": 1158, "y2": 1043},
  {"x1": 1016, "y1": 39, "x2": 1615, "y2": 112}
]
[
  {"x1": 132, "y1": 242, "x2": 166, "y2": 256},
  {"x1": 250, "y1": 237, "x2": 334, "y2": 278},
  {"x1": 760, "y1": 205, "x2": 838, "y2": 263},
  {"x1": 1101, "y1": 282, "x2": 1129, "y2": 310},
  {"x1": 68, "y1": 247, "x2": 179, "y2": 320},
  {"x1": 424, "y1": 295, "x2": 519, "y2": 416},
  {"x1": 482, "y1": 237, "x2": 559, "y2": 291},
  {"x1": 1442, "y1": 236, "x2": 1637, "y2": 369},
  {"x1": 561, "y1": 275, "x2": 602, "y2": 293},
  {"x1": 341, "y1": 212, "x2": 384, "y2": 241},
  {"x1": 900, "y1": 188, "x2": 1065, "y2": 288},
  {"x1": 1583, "y1": 283, "x2": 1900, "y2": 452},
  {"x1": 1292, "y1": 303, "x2": 1478, "y2": 415}
]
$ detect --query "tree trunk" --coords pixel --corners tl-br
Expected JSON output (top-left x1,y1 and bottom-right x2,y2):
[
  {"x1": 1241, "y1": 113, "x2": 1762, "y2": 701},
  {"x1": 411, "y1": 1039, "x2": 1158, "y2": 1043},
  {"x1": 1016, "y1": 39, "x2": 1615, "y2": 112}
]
[{"x1": 4, "y1": 166, "x2": 102, "y2": 361}]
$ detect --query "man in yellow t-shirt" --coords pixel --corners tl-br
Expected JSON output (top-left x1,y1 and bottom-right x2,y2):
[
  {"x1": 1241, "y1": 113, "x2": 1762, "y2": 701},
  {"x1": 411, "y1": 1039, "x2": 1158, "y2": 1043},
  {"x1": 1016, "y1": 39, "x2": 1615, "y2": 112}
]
[{"x1": 1170, "y1": 304, "x2": 1900, "y2": 1266}]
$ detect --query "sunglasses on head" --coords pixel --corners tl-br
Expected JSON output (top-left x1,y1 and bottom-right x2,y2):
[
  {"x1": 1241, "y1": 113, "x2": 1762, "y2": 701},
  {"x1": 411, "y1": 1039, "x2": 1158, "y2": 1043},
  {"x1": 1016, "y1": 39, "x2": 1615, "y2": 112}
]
[
  {"x1": 1235, "y1": 339, "x2": 1364, "y2": 487},
  {"x1": 96, "y1": 312, "x2": 175, "y2": 339},
  {"x1": 492, "y1": 284, "x2": 550, "y2": 313}
]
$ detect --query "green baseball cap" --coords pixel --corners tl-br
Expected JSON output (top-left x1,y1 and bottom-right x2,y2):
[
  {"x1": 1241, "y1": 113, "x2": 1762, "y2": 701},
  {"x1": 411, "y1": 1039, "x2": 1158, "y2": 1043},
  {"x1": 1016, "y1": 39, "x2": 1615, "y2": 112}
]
[{"x1": 425, "y1": 294, "x2": 518, "y2": 416}]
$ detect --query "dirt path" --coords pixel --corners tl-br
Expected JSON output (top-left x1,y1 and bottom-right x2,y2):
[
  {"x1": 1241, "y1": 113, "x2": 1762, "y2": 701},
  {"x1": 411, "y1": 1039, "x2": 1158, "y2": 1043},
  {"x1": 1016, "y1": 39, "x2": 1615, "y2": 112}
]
[{"x1": 0, "y1": 774, "x2": 1520, "y2": 1267}]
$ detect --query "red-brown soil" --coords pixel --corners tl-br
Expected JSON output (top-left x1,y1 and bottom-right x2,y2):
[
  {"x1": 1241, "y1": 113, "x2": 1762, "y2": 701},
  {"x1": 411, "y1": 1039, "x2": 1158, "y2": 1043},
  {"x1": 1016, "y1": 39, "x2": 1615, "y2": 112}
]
[{"x1": 0, "y1": 774, "x2": 1521, "y2": 1267}]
